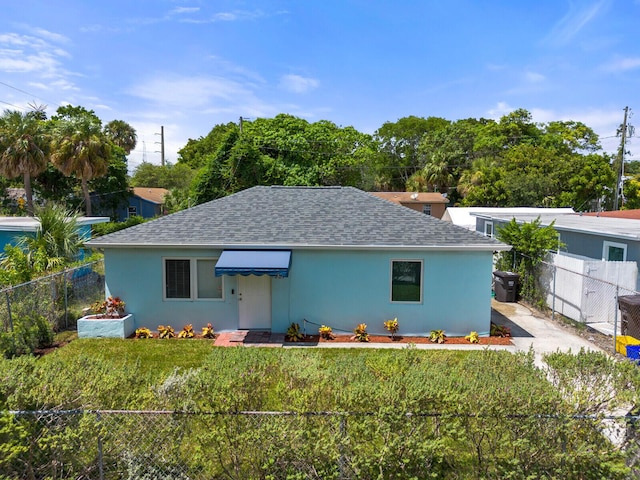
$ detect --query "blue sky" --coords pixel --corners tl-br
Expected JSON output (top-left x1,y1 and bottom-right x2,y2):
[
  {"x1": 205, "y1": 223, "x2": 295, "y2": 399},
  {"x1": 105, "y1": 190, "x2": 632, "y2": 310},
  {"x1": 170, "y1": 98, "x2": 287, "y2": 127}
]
[{"x1": 0, "y1": 0, "x2": 637, "y2": 172}]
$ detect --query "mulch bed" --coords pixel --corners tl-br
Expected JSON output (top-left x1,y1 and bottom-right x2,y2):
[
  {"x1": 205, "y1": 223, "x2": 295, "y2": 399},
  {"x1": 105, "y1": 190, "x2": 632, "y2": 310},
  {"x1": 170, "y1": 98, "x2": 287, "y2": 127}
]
[
  {"x1": 294, "y1": 334, "x2": 512, "y2": 345},
  {"x1": 127, "y1": 333, "x2": 218, "y2": 340}
]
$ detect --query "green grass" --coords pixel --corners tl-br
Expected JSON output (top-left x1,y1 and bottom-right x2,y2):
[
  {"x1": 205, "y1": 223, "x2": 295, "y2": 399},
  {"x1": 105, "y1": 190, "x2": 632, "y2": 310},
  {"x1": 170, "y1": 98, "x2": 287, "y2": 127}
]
[
  {"x1": 50, "y1": 338, "x2": 217, "y2": 377},
  {"x1": 0, "y1": 341, "x2": 631, "y2": 478}
]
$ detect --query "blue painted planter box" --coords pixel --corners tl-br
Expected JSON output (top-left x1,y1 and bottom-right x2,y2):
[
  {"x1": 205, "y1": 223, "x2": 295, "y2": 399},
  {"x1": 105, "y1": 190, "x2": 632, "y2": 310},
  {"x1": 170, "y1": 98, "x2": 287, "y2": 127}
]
[{"x1": 77, "y1": 314, "x2": 135, "y2": 339}]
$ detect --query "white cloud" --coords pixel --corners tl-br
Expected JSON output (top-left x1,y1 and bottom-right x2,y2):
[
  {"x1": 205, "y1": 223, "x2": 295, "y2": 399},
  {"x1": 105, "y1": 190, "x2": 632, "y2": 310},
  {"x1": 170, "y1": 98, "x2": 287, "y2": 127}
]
[
  {"x1": 0, "y1": 32, "x2": 71, "y2": 78},
  {"x1": 170, "y1": 7, "x2": 200, "y2": 15},
  {"x1": 279, "y1": 74, "x2": 320, "y2": 94},
  {"x1": 28, "y1": 27, "x2": 70, "y2": 44},
  {"x1": 601, "y1": 56, "x2": 640, "y2": 72},
  {"x1": 524, "y1": 71, "x2": 545, "y2": 83},
  {"x1": 486, "y1": 101, "x2": 514, "y2": 119},
  {"x1": 126, "y1": 75, "x2": 254, "y2": 108},
  {"x1": 543, "y1": 0, "x2": 611, "y2": 46}
]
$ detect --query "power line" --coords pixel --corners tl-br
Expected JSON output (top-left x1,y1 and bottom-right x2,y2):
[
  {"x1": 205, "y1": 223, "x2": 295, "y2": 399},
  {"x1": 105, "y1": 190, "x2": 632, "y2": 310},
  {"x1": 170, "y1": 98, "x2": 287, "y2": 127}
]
[
  {"x1": 0, "y1": 99, "x2": 24, "y2": 110},
  {"x1": 0, "y1": 80, "x2": 61, "y2": 109}
]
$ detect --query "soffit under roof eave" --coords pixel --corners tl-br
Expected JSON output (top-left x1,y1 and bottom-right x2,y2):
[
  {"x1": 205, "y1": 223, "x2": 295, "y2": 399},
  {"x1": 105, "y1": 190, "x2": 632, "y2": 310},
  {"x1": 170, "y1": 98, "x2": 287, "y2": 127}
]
[{"x1": 85, "y1": 241, "x2": 510, "y2": 252}]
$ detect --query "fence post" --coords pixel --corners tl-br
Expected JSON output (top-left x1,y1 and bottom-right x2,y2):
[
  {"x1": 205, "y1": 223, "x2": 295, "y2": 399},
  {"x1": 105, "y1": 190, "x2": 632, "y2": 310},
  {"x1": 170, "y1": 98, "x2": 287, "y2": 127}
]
[
  {"x1": 97, "y1": 411, "x2": 104, "y2": 480},
  {"x1": 614, "y1": 285, "x2": 619, "y2": 354},
  {"x1": 5, "y1": 290, "x2": 13, "y2": 332},
  {"x1": 338, "y1": 414, "x2": 347, "y2": 479},
  {"x1": 551, "y1": 262, "x2": 557, "y2": 321},
  {"x1": 63, "y1": 270, "x2": 68, "y2": 329}
]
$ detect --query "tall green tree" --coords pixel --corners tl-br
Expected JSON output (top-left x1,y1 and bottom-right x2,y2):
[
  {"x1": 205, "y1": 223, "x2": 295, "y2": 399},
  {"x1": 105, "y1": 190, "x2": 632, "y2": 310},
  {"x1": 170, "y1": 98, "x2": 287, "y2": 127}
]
[
  {"x1": 131, "y1": 161, "x2": 194, "y2": 190},
  {"x1": 50, "y1": 111, "x2": 111, "y2": 216},
  {"x1": 104, "y1": 119, "x2": 137, "y2": 154},
  {"x1": 178, "y1": 122, "x2": 238, "y2": 169},
  {"x1": 0, "y1": 109, "x2": 50, "y2": 215},
  {"x1": 496, "y1": 217, "x2": 562, "y2": 304},
  {"x1": 374, "y1": 116, "x2": 449, "y2": 190},
  {"x1": 88, "y1": 146, "x2": 130, "y2": 219}
]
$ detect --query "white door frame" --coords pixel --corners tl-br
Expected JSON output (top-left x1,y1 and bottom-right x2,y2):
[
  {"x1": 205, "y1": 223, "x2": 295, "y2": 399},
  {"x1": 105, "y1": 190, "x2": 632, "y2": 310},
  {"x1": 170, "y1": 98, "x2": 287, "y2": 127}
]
[{"x1": 238, "y1": 275, "x2": 272, "y2": 329}]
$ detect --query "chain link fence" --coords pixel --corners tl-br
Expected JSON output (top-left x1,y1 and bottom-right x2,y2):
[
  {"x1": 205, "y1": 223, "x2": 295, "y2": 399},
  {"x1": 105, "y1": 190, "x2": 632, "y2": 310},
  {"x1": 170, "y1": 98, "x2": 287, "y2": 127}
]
[
  {"x1": 0, "y1": 260, "x2": 104, "y2": 334},
  {"x1": 505, "y1": 252, "x2": 640, "y2": 338},
  {"x1": 1, "y1": 409, "x2": 637, "y2": 479}
]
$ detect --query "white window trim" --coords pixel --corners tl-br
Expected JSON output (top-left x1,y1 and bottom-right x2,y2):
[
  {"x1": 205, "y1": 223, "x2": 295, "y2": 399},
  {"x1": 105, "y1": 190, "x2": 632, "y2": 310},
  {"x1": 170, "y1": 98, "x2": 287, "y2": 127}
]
[
  {"x1": 390, "y1": 259, "x2": 424, "y2": 304},
  {"x1": 422, "y1": 204, "x2": 432, "y2": 215},
  {"x1": 163, "y1": 257, "x2": 224, "y2": 301},
  {"x1": 602, "y1": 241, "x2": 627, "y2": 262},
  {"x1": 484, "y1": 221, "x2": 494, "y2": 238}
]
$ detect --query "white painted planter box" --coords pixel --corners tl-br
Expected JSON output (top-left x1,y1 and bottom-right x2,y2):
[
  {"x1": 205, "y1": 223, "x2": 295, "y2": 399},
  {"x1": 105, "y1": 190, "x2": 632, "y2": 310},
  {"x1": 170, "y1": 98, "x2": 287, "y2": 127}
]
[{"x1": 77, "y1": 314, "x2": 135, "y2": 339}]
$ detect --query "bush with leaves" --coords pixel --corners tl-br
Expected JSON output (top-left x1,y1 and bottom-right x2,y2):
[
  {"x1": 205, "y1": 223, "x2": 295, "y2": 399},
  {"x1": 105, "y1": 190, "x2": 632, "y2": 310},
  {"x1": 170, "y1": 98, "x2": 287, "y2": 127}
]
[
  {"x1": 465, "y1": 331, "x2": 479, "y2": 343},
  {"x1": 352, "y1": 323, "x2": 369, "y2": 342},
  {"x1": 92, "y1": 215, "x2": 147, "y2": 236},
  {"x1": 201, "y1": 323, "x2": 215, "y2": 339},
  {"x1": 0, "y1": 314, "x2": 53, "y2": 358},
  {"x1": 178, "y1": 324, "x2": 194, "y2": 339},
  {"x1": 383, "y1": 318, "x2": 399, "y2": 339},
  {"x1": 158, "y1": 325, "x2": 175, "y2": 339},
  {"x1": 429, "y1": 329, "x2": 446, "y2": 344},
  {"x1": 285, "y1": 322, "x2": 304, "y2": 342},
  {"x1": 495, "y1": 216, "x2": 562, "y2": 305},
  {"x1": 135, "y1": 327, "x2": 153, "y2": 339},
  {"x1": 318, "y1": 325, "x2": 335, "y2": 340}
]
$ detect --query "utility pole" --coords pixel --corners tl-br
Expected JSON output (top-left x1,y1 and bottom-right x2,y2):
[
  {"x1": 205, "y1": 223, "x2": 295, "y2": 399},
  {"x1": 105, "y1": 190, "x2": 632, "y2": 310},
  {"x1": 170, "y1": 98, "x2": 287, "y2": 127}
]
[
  {"x1": 154, "y1": 126, "x2": 166, "y2": 166},
  {"x1": 239, "y1": 116, "x2": 244, "y2": 134},
  {"x1": 614, "y1": 107, "x2": 629, "y2": 210}
]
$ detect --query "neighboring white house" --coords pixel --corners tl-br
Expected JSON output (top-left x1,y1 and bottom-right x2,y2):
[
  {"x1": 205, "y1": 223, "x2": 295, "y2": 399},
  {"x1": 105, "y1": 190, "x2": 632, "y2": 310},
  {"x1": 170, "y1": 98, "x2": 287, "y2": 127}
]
[{"x1": 442, "y1": 207, "x2": 575, "y2": 233}]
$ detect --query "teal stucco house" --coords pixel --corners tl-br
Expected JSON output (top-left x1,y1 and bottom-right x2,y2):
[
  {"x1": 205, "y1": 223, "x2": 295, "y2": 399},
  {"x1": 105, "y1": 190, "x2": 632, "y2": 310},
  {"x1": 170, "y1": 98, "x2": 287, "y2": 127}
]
[{"x1": 86, "y1": 186, "x2": 509, "y2": 336}]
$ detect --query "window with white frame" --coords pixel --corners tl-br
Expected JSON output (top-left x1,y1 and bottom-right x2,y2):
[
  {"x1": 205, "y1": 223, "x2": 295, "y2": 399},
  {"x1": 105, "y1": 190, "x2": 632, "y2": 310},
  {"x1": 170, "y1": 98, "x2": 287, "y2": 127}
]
[
  {"x1": 484, "y1": 221, "x2": 494, "y2": 238},
  {"x1": 128, "y1": 206, "x2": 137, "y2": 218},
  {"x1": 603, "y1": 241, "x2": 627, "y2": 262},
  {"x1": 390, "y1": 259, "x2": 423, "y2": 303},
  {"x1": 422, "y1": 204, "x2": 432, "y2": 216},
  {"x1": 164, "y1": 258, "x2": 223, "y2": 300}
]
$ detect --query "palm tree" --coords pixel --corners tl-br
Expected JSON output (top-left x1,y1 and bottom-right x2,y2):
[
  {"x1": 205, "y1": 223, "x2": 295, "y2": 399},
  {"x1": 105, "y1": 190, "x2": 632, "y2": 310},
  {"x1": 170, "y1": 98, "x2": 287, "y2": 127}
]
[
  {"x1": 0, "y1": 109, "x2": 49, "y2": 215},
  {"x1": 104, "y1": 119, "x2": 137, "y2": 154},
  {"x1": 22, "y1": 203, "x2": 85, "y2": 272},
  {"x1": 50, "y1": 116, "x2": 111, "y2": 216},
  {"x1": 422, "y1": 153, "x2": 453, "y2": 193}
]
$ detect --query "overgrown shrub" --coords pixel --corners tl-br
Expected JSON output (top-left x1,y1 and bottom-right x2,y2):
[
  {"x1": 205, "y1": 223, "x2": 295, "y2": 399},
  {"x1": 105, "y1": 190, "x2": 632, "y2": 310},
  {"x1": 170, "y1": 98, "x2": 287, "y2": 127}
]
[
  {"x1": 0, "y1": 314, "x2": 53, "y2": 358},
  {"x1": 92, "y1": 215, "x2": 147, "y2": 237}
]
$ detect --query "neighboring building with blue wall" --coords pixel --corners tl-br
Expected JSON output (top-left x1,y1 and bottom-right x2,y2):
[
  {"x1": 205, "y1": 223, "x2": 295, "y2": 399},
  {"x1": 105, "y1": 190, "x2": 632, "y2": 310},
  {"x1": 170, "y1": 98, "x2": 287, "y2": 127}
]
[
  {"x1": 87, "y1": 186, "x2": 509, "y2": 336},
  {"x1": 0, "y1": 216, "x2": 110, "y2": 248},
  {"x1": 119, "y1": 187, "x2": 168, "y2": 220}
]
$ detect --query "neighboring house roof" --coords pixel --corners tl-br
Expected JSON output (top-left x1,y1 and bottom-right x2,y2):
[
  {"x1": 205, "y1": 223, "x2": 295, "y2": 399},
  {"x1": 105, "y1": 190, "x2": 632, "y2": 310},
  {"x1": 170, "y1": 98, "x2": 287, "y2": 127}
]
[
  {"x1": 87, "y1": 186, "x2": 508, "y2": 251},
  {"x1": 581, "y1": 209, "x2": 640, "y2": 220},
  {"x1": 132, "y1": 187, "x2": 169, "y2": 204},
  {"x1": 476, "y1": 212, "x2": 640, "y2": 242},
  {"x1": 0, "y1": 216, "x2": 110, "y2": 232},
  {"x1": 370, "y1": 192, "x2": 449, "y2": 205},
  {"x1": 443, "y1": 207, "x2": 576, "y2": 230}
]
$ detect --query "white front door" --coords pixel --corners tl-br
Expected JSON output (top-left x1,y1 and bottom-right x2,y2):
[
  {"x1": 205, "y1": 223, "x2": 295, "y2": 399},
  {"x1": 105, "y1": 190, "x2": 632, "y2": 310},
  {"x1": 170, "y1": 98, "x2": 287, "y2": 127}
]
[{"x1": 238, "y1": 275, "x2": 272, "y2": 329}]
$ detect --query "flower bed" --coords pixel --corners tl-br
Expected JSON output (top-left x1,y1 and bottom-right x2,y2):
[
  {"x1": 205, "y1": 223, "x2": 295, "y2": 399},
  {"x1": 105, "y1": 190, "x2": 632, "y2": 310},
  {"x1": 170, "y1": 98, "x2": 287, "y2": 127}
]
[{"x1": 295, "y1": 334, "x2": 512, "y2": 345}]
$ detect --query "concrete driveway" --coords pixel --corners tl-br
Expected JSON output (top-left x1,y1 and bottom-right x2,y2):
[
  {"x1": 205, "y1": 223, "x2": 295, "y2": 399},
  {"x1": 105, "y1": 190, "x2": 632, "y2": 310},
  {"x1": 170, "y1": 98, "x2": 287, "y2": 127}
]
[{"x1": 491, "y1": 300, "x2": 606, "y2": 366}]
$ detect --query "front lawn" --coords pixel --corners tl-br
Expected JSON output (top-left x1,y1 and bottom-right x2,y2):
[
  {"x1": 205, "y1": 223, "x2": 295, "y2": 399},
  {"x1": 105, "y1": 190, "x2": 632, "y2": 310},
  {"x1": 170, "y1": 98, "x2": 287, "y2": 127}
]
[{"x1": 0, "y1": 341, "x2": 636, "y2": 478}]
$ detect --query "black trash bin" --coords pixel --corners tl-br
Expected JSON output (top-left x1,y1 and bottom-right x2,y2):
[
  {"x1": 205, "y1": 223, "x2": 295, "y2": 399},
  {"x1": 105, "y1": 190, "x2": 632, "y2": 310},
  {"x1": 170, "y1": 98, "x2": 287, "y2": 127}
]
[
  {"x1": 493, "y1": 271, "x2": 520, "y2": 302},
  {"x1": 618, "y1": 295, "x2": 640, "y2": 339}
]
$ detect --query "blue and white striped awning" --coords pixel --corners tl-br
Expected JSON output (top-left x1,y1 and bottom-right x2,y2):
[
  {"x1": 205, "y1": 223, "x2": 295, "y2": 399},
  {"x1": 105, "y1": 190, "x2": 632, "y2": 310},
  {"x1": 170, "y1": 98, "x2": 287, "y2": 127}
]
[{"x1": 214, "y1": 250, "x2": 291, "y2": 277}]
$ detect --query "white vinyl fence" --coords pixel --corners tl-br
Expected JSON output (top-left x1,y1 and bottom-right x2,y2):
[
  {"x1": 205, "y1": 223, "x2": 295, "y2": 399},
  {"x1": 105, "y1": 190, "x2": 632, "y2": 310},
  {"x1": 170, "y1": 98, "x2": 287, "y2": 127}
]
[{"x1": 541, "y1": 252, "x2": 638, "y2": 333}]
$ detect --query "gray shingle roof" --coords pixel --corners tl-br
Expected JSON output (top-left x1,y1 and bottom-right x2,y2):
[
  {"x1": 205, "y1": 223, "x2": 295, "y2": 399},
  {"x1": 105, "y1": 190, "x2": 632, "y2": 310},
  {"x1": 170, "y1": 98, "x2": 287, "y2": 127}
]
[{"x1": 87, "y1": 186, "x2": 509, "y2": 251}]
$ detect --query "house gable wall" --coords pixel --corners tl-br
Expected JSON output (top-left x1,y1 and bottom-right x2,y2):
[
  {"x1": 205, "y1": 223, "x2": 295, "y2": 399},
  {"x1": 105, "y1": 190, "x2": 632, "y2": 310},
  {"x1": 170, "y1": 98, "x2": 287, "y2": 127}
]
[{"x1": 399, "y1": 202, "x2": 447, "y2": 219}]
